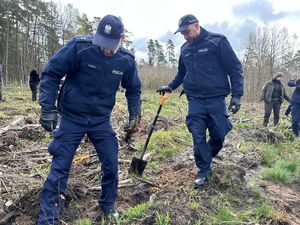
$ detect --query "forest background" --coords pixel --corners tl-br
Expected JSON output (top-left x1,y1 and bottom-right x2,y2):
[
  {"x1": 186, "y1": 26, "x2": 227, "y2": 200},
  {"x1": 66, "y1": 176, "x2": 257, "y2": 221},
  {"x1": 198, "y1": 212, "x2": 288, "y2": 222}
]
[{"x1": 0, "y1": 0, "x2": 300, "y2": 101}]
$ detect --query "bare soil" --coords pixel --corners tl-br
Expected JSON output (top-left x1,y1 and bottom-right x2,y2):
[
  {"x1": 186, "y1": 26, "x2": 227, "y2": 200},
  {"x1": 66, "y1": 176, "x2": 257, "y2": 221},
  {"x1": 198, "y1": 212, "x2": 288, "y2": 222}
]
[{"x1": 0, "y1": 103, "x2": 299, "y2": 225}]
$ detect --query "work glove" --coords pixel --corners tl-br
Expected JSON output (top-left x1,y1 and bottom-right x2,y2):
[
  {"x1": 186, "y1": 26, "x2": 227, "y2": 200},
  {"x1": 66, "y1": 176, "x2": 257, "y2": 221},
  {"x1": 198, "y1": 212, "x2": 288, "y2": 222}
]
[
  {"x1": 157, "y1": 86, "x2": 172, "y2": 95},
  {"x1": 228, "y1": 96, "x2": 241, "y2": 114},
  {"x1": 124, "y1": 115, "x2": 141, "y2": 143},
  {"x1": 39, "y1": 109, "x2": 58, "y2": 132},
  {"x1": 126, "y1": 115, "x2": 141, "y2": 133}
]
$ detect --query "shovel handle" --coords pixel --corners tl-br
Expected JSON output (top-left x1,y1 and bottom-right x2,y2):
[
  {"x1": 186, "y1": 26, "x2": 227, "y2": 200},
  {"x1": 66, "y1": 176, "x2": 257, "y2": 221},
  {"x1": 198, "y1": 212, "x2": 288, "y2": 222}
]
[
  {"x1": 160, "y1": 92, "x2": 171, "y2": 106},
  {"x1": 139, "y1": 93, "x2": 171, "y2": 160}
]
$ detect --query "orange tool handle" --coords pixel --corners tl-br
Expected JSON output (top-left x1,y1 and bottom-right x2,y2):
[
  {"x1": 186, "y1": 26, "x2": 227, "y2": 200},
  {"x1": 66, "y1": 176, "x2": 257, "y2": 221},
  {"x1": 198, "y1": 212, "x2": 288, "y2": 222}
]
[
  {"x1": 160, "y1": 92, "x2": 171, "y2": 105},
  {"x1": 73, "y1": 155, "x2": 89, "y2": 164}
]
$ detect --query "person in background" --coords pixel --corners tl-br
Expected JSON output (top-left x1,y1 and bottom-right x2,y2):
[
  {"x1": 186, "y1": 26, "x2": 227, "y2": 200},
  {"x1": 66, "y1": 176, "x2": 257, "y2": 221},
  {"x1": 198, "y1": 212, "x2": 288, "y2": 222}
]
[
  {"x1": 260, "y1": 72, "x2": 290, "y2": 128},
  {"x1": 0, "y1": 64, "x2": 3, "y2": 103},
  {"x1": 29, "y1": 68, "x2": 40, "y2": 101},
  {"x1": 287, "y1": 78, "x2": 300, "y2": 137},
  {"x1": 157, "y1": 14, "x2": 244, "y2": 188},
  {"x1": 37, "y1": 15, "x2": 141, "y2": 224}
]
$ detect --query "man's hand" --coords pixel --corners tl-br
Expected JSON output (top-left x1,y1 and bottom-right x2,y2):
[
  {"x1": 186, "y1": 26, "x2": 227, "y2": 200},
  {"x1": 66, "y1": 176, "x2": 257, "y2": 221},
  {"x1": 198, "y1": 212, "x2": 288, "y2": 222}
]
[
  {"x1": 296, "y1": 78, "x2": 300, "y2": 86},
  {"x1": 228, "y1": 96, "x2": 241, "y2": 114},
  {"x1": 157, "y1": 86, "x2": 172, "y2": 95},
  {"x1": 128, "y1": 115, "x2": 141, "y2": 133},
  {"x1": 39, "y1": 109, "x2": 58, "y2": 132},
  {"x1": 124, "y1": 115, "x2": 141, "y2": 143}
]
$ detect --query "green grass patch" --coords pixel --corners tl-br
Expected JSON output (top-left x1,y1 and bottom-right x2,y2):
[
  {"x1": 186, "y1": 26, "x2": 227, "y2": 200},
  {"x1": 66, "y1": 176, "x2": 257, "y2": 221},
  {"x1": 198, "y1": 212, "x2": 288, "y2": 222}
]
[
  {"x1": 140, "y1": 91, "x2": 188, "y2": 118},
  {"x1": 121, "y1": 201, "x2": 154, "y2": 221},
  {"x1": 30, "y1": 165, "x2": 50, "y2": 175},
  {"x1": 74, "y1": 218, "x2": 92, "y2": 225},
  {"x1": 214, "y1": 206, "x2": 236, "y2": 224},
  {"x1": 136, "y1": 128, "x2": 191, "y2": 160},
  {"x1": 255, "y1": 203, "x2": 272, "y2": 219},
  {"x1": 260, "y1": 143, "x2": 285, "y2": 166},
  {"x1": 233, "y1": 121, "x2": 252, "y2": 129},
  {"x1": 238, "y1": 141, "x2": 252, "y2": 154},
  {"x1": 187, "y1": 202, "x2": 199, "y2": 210},
  {"x1": 40, "y1": 133, "x2": 53, "y2": 145},
  {"x1": 154, "y1": 211, "x2": 171, "y2": 225},
  {"x1": 262, "y1": 159, "x2": 300, "y2": 184}
]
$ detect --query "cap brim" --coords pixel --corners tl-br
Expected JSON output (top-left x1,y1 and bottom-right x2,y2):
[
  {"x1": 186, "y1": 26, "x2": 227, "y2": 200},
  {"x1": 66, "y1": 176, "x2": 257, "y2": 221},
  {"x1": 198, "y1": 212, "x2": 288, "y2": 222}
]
[
  {"x1": 174, "y1": 25, "x2": 189, "y2": 34},
  {"x1": 92, "y1": 33, "x2": 119, "y2": 50}
]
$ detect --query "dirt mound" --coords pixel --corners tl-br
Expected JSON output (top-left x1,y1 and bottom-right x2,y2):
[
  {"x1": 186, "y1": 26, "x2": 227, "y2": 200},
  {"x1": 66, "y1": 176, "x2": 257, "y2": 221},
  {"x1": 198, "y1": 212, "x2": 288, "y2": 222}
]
[
  {"x1": 241, "y1": 127, "x2": 285, "y2": 144},
  {"x1": 18, "y1": 126, "x2": 45, "y2": 141},
  {"x1": 154, "y1": 166, "x2": 197, "y2": 189},
  {"x1": 0, "y1": 131, "x2": 19, "y2": 147},
  {"x1": 210, "y1": 163, "x2": 247, "y2": 189}
]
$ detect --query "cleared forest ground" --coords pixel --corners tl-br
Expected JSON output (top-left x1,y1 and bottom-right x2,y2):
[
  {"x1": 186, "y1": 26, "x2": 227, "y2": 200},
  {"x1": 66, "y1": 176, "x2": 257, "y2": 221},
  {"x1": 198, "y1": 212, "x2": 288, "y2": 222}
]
[{"x1": 0, "y1": 86, "x2": 299, "y2": 225}]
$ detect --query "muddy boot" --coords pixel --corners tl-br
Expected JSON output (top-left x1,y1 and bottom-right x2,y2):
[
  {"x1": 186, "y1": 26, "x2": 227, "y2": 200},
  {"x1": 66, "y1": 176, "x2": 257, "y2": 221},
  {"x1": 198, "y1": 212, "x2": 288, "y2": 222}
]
[
  {"x1": 194, "y1": 177, "x2": 208, "y2": 189},
  {"x1": 94, "y1": 208, "x2": 119, "y2": 223},
  {"x1": 105, "y1": 209, "x2": 119, "y2": 219}
]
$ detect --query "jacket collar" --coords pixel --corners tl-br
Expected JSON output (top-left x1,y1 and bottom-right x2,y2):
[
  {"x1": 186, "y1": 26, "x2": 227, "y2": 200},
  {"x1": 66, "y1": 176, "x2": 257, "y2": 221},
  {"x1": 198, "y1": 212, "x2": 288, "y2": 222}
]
[{"x1": 192, "y1": 26, "x2": 208, "y2": 45}]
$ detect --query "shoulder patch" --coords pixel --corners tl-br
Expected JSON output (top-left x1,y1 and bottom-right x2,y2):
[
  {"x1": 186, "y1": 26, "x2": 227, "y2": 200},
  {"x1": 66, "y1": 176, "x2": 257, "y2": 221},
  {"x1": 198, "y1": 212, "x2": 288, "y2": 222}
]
[
  {"x1": 119, "y1": 47, "x2": 135, "y2": 59},
  {"x1": 73, "y1": 36, "x2": 93, "y2": 43}
]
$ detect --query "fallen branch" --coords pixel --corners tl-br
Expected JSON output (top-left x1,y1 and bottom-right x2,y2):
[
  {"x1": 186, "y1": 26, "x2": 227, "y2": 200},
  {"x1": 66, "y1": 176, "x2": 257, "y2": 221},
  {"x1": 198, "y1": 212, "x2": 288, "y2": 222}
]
[
  {"x1": 172, "y1": 136, "x2": 193, "y2": 147},
  {"x1": 88, "y1": 178, "x2": 134, "y2": 191},
  {"x1": 0, "y1": 211, "x2": 15, "y2": 225},
  {"x1": 133, "y1": 176, "x2": 160, "y2": 188},
  {"x1": 9, "y1": 124, "x2": 41, "y2": 131},
  {"x1": 0, "y1": 116, "x2": 24, "y2": 135}
]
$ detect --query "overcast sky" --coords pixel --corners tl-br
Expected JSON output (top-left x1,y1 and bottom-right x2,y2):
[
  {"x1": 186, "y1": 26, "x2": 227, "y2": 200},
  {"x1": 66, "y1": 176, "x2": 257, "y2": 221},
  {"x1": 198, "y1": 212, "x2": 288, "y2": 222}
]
[{"x1": 53, "y1": 0, "x2": 300, "y2": 59}]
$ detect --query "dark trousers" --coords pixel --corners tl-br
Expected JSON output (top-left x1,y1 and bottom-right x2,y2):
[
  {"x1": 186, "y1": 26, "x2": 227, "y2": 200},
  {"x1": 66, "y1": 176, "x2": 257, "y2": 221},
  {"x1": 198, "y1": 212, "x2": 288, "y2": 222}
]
[
  {"x1": 29, "y1": 83, "x2": 37, "y2": 101},
  {"x1": 37, "y1": 118, "x2": 119, "y2": 225},
  {"x1": 291, "y1": 103, "x2": 300, "y2": 137},
  {"x1": 263, "y1": 101, "x2": 281, "y2": 127},
  {"x1": 0, "y1": 86, "x2": 2, "y2": 102},
  {"x1": 186, "y1": 96, "x2": 232, "y2": 178}
]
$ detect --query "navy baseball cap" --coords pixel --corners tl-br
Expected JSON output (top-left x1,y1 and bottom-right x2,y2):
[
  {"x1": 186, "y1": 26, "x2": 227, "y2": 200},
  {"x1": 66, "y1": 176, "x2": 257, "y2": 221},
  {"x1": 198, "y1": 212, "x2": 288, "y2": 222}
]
[
  {"x1": 92, "y1": 15, "x2": 125, "y2": 50},
  {"x1": 174, "y1": 14, "x2": 199, "y2": 34}
]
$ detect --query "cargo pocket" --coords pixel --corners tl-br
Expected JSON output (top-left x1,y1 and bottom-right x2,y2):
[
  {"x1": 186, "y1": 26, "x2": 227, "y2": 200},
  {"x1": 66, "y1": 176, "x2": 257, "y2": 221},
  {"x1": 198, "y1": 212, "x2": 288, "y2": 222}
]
[
  {"x1": 48, "y1": 129, "x2": 65, "y2": 157},
  {"x1": 186, "y1": 114, "x2": 196, "y2": 134},
  {"x1": 224, "y1": 114, "x2": 233, "y2": 135}
]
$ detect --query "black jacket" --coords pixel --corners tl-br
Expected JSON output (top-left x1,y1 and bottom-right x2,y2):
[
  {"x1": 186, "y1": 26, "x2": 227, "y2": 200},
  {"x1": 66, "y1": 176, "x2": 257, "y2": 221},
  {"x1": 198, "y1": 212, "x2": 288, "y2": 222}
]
[{"x1": 29, "y1": 70, "x2": 40, "y2": 84}]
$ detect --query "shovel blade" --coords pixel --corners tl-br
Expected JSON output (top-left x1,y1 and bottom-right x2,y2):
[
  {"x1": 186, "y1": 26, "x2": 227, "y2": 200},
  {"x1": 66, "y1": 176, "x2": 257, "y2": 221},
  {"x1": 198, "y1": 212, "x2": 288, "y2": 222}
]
[{"x1": 128, "y1": 157, "x2": 148, "y2": 176}]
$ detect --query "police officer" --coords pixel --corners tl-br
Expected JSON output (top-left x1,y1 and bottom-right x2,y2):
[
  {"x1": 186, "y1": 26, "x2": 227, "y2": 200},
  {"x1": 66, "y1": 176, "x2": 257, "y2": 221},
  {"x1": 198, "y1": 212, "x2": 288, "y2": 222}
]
[
  {"x1": 29, "y1": 68, "x2": 40, "y2": 101},
  {"x1": 37, "y1": 15, "x2": 141, "y2": 224},
  {"x1": 287, "y1": 78, "x2": 300, "y2": 137},
  {"x1": 157, "y1": 14, "x2": 244, "y2": 188}
]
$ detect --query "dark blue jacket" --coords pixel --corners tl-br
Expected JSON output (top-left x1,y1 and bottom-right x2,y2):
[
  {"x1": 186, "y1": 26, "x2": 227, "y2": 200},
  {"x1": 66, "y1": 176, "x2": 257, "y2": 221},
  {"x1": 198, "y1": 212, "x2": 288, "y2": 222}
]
[
  {"x1": 39, "y1": 36, "x2": 141, "y2": 125},
  {"x1": 168, "y1": 27, "x2": 243, "y2": 98},
  {"x1": 288, "y1": 79, "x2": 300, "y2": 105}
]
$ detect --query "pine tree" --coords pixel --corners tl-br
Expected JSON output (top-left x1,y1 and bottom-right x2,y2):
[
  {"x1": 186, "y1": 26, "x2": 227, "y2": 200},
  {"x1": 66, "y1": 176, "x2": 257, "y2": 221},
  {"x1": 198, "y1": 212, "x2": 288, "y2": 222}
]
[
  {"x1": 166, "y1": 39, "x2": 177, "y2": 67},
  {"x1": 147, "y1": 39, "x2": 155, "y2": 66},
  {"x1": 155, "y1": 40, "x2": 167, "y2": 66}
]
